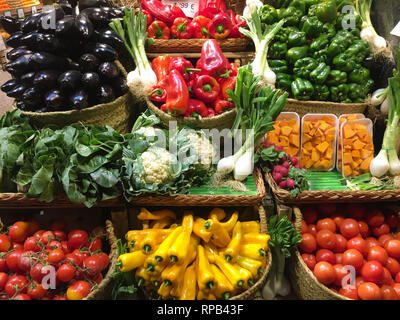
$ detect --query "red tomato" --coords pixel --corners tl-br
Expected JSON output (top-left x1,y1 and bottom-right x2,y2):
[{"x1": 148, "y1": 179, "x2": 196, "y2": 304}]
[
  {"x1": 72, "y1": 249, "x2": 90, "y2": 264},
  {"x1": 333, "y1": 264, "x2": 350, "y2": 287},
  {"x1": 29, "y1": 263, "x2": 49, "y2": 283},
  {"x1": 316, "y1": 249, "x2": 336, "y2": 265},
  {"x1": 302, "y1": 207, "x2": 318, "y2": 224},
  {"x1": 299, "y1": 233, "x2": 317, "y2": 253},
  {"x1": 9, "y1": 221, "x2": 29, "y2": 243},
  {"x1": 17, "y1": 251, "x2": 35, "y2": 273},
  {"x1": 385, "y1": 213, "x2": 399, "y2": 229},
  {"x1": 301, "y1": 220, "x2": 308, "y2": 234},
  {"x1": 342, "y1": 249, "x2": 364, "y2": 270},
  {"x1": 56, "y1": 263, "x2": 76, "y2": 283},
  {"x1": 347, "y1": 237, "x2": 368, "y2": 257},
  {"x1": 313, "y1": 261, "x2": 335, "y2": 285},
  {"x1": 356, "y1": 276, "x2": 365, "y2": 288},
  {"x1": 317, "y1": 204, "x2": 336, "y2": 216},
  {"x1": 302, "y1": 253, "x2": 316, "y2": 270},
  {"x1": 393, "y1": 283, "x2": 400, "y2": 298},
  {"x1": 6, "y1": 250, "x2": 23, "y2": 273},
  {"x1": 340, "y1": 219, "x2": 360, "y2": 239},
  {"x1": 339, "y1": 286, "x2": 359, "y2": 299},
  {"x1": 380, "y1": 285, "x2": 398, "y2": 300},
  {"x1": 361, "y1": 260, "x2": 383, "y2": 283},
  {"x1": 96, "y1": 252, "x2": 109, "y2": 270},
  {"x1": 11, "y1": 243, "x2": 23, "y2": 251},
  {"x1": 307, "y1": 224, "x2": 317, "y2": 236},
  {"x1": 53, "y1": 296, "x2": 68, "y2": 300},
  {"x1": 0, "y1": 258, "x2": 7, "y2": 272},
  {"x1": 335, "y1": 253, "x2": 343, "y2": 264},
  {"x1": 379, "y1": 234, "x2": 394, "y2": 247},
  {"x1": 41, "y1": 231, "x2": 55, "y2": 245},
  {"x1": 372, "y1": 223, "x2": 390, "y2": 237},
  {"x1": 365, "y1": 209, "x2": 385, "y2": 227},
  {"x1": 47, "y1": 240, "x2": 62, "y2": 250},
  {"x1": 86, "y1": 238, "x2": 102, "y2": 252},
  {"x1": 334, "y1": 234, "x2": 349, "y2": 254},
  {"x1": 386, "y1": 257, "x2": 400, "y2": 276},
  {"x1": 83, "y1": 255, "x2": 102, "y2": 277},
  {"x1": 346, "y1": 204, "x2": 365, "y2": 219},
  {"x1": 331, "y1": 213, "x2": 345, "y2": 229},
  {"x1": 64, "y1": 253, "x2": 82, "y2": 267},
  {"x1": 26, "y1": 220, "x2": 40, "y2": 236},
  {"x1": 358, "y1": 282, "x2": 382, "y2": 300},
  {"x1": 47, "y1": 248, "x2": 65, "y2": 264},
  {"x1": 61, "y1": 241, "x2": 72, "y2": 254},
  {"x1": 316, "y1": 230, "x2": 336, "y2": 250},
  {"x1": 68, "y1": 230, "x2": 89, "y2": 249},
  {"x1": 367, "y1": 246, "x2": 389, "y2": 265},
  {"x1": 92, "y1": 273, "x2": 103, "y2": 284},
  {"x1": 0, "y1": 234, "x2": 11, "y2": 252},
  {"x1": 51, "y1": 220, "x2": 67, "y2": 231},
  {"x1": 5, "y1": 274, "x2": 28, "y2": 296},
  {"x1": 316, "y1": 218, "x2": 337, "y2": 233},
  {"x1": 358, "y1": 221, "x2": 370, "y2": 238},
  {"x1": 366, "y1": 237, "x2": 382, "y2": 250},
  {"x1": 53, "y1": 231, "x2": 67, "y2": 242},
  {"x1": 396, "y1": 272, "x2": 400, "y2": 283},
  {"x1": 66, "y1": 280, "x2": 92, "y2": 300},
  {"x1": 13, "y1": 293, "x2": 31, "y2": 300},
  {"x1": 385, "y1": 239, "x2": 400, "y2": 258},
  {"x1": 381, "y1": 267, "x2": 394, "y2": 285},
  {"x1": 0, "y1": 272, "x2": 8, "y2": 290},
  {"x1": 27, "y1": 281, "x2": 47, "y2": 300},
  {"x1": 33, "y1": 230, "x2": 45, "y2": 239},
  {"x1": 23, "y1": 236, "x2": 42, "y2": 252}
]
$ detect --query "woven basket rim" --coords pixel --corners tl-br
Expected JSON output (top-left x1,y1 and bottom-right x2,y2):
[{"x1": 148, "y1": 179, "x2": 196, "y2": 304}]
[{"x1": 287, "y1": 98, "x2": 370, "y2": 108}]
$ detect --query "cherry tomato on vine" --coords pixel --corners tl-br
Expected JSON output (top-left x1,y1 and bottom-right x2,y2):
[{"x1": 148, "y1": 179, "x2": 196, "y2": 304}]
[
  {"x1": 316, "y1": 230, "x2": 336, "y2": 250},
  {"x1": 358, "y1": 282, "x2": 381, "y2": 300},
  {"x1": 27, "y1": 281, "x2": 47, "y2": 300},
  {"x1": 56, "y1": 263, "x2": 76, "y2": 283},
  {"x1": 316, "y1": 249, "x2": 336, "y2": 265},
  {"x1": 83, "y1": 255, "x2": 102, "y2": 277},
  {"x1": 340, "y1": 219, "x2": 359, "y2": 239},
  {"x1": 313, "y1": 262, "x2": 335, "y2": 285},
  {"x1": 367, "y1": 246, "x2": 388, "y2": 265},
  {"x1": 68, "y1": 230, "x2": 89, "y2": 249},
  {"x1": 9, "y1": 221, "x2": 29, "y2": 243},
  {"x1": 299, "y1": 233, "x2": 317, "y2": 253},
  {"x1": 0, "y1": 272, "x2": 8, "y2": 290},
  {"x1": 361, "y1": 260, "x2": 383, "y2": 283},
  {"x1": 0, "y1": 234, "x2": 11, "y2": 252},
  {"x1": 66, "y1": 281, "x2": 91, "y2": 300},
  {"x1": 47, "y1": 248, "x2": 65, "y2": 264},
  {"x1": 5, "y1": 274, "x2": 28, "y2": 296}
]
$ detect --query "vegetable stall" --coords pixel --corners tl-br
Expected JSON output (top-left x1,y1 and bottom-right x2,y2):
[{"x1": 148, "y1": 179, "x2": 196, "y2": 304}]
[{"x1": 0, "y1": 0, "x2": 399, "y2": 302}]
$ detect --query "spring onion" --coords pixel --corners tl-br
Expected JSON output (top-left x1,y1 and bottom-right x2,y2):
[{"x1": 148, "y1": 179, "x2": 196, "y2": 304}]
[{"x1": 243, "y1": 0, "x2": 263, "y2": 20}]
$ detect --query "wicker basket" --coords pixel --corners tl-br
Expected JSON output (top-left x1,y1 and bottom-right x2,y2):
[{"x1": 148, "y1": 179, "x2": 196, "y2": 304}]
[
  {"x1": 12, "y1": 61, "x2": 135, "y2": 134},
  {"x1": 284, "y1": 98, "x2": 370, "y2": 119},
  {"x1": 287, "y1": 206, "x2": 349, "y2": 300}
]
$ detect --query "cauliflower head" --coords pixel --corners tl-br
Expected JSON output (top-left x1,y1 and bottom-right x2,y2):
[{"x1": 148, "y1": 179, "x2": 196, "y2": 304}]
[
  {"x1": 186, "y1": 131, "x2": 215, "y2": 169},
  {"x1": 140, "y1": 147, "x2": 174, "y2": 185}
]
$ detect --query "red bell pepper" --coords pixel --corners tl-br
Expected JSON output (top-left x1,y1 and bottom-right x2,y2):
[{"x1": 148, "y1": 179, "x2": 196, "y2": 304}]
[
  {"x1": 165, "y1": 69, "x2": 189, "y2": 116},
  {"x1": 169, "y1": 57, "x2": 201, "y2": 82},
  {"x1": 141, "y1": 0, "x2": 186, "y2": 26},
  {"x1": 214, "y1": 98, "x2": 234, "y2": 114},
  {"x1": 220, "y1": 76, "x2": 236, "y2": 100},
  {"x1": 185, "y1": 99, "x2": 209, "y2": 118},
  {"x1": 187, "y1": 78, "x2": 197, "y2": 98},
  {"x1": 160, "y1": 103, "x2": 167, "y2": 112},
  {"x1": 171, "y1": 17, "x2": 193, "y2": 39},
  {"x1": 193, "y1": 75, "x2": 220, "y2": 103},
  {"x1": 207, "y1": 107, "x2": 216, "y2": 117},
  {"x1": 148, "y1": 80, "x2": 167, "y2": 103},
  {"x1": 190, "y1": 16, "x2": 211, "y2": 39},
  {"x1": 197, "y1": 0, "x2": 226, "y2": 19},
  {"x1": 230, "y1": 15, "x2": 246, "y2": 38},
  {"x1": 152, "y1": 55, "x2": 171, "y2": 81},
  {"x1": 147, "y1": 20, "x2": 171, "y2": 39},
  {"x1": 135, "y1": 8, "x2": 153, "y2": 27},
  {"x1": 208, "y1": 12, "x2": 233, "y2": 39},
  {"x1": 197, "y1": 39, "x2": 230, "y2": 79},
  {"x1": 229, "y1": 62, "x2": 238, "y2": 77}
]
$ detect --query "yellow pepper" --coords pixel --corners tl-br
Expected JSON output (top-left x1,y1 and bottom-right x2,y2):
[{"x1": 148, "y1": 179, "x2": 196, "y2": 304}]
[
  {"x1": 213, "y1": 253, "x2": 245, "y2": 289},
  {"x1": 208, "y1": 208, "x2": 226, "y2": 221},
  {"x1": 179, "y1": 263, "x2": 197, "y2": 300},
  {"x1": 141, "y1": 229, "x2": 173, "y2": 253},
  {"x1": 150, "y1": 217, "x2": 174, "y2": 229},
  {"x1": 138, "y1": 208, "x2": 176, "y2": 220},
  {"x1": 197, "y1": 290, "x2": 217, "y2": 300},
  {"x1": 151, "y1": 226, "x2": 183, "y2": 264},
  {"x1": 241, "y1": 221, "x2": 261, "y2": 234},
  {"x1": 196, "y1": 244, "x2": 215, "y2": 291},
  {"x1": 220, "y1": 211, "x2": 239, "y2": 233},
  {"x1": 236, "y1": 255, "x2": 264, "y2": 279},
  {"x1": 168, "y1": 213, "x2": 193, "y2": 263},
  {"x1": 210, "y1": 264, "x2": 234, "y2": 300},
  {"x1": 117, "y1": 251, "x2": 147, "y2": 272},
  {"x1": 242, "y1": 233, "x2": 270, "y2": 249},
  {"x1": 157, "y1": 281, "x2": 173, "y2": 300},
  {"x1": 193, "y1": 217, "x2": 212, "y2": 243},
  {"x1": 135, "y1": 265, "x2": 151, "y2": 287},
  {"x1": 204, "y1": 219, "x2": 231, "y2": 248},
  {"x1": 204, "y1": 243, "x2": 218, "y2": 264},
  {"x1": 223, "y1": 221, "x2": 242, "y2": 262},
  {"x1": 239, "y1": 244, "x2": 266, "y2": 261},
  {"x1": 233, "y1": 263, "x2": 254, "y2": 289}
]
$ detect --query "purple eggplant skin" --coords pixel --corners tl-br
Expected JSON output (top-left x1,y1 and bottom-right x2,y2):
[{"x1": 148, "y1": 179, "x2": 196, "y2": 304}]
[
  {"x1": 95, "y1": 84, "x2": 114, "y2": 104},
  {"x1": 98, "y1": 61, "x2": 119, "y2": 79},
  {"x1": 75, "y1": 13, "x2": 94, "y2": 40},
  {"x1": 22, "y1": 86, "x2": 43, "y2": 107},
  {"x1": 85, "y1": 42, "x2": 118, "y2": 62},
  {"x1": 33, "y1": 70, "x2": 62, "y2": 90},
  {"x1": 69, "y1": 89, "x2": 89, "y2": 109},
  {"x1": 110, "y1": 76, "x2": 128, "y2": 97},
  {"x1": 79, "y1": 53, "x2": 99, "y2": 72},
  {"x1": 0, "y1": 16, "x2": 20, "y2": 34},
  {"x1": 55, "y1": 16, "x2": 77, "y2": 38},
  {"x1": 16, "y1": 100, "x2": 29, "y2": 111},
  {"x1": 29, "y1": 52, "x2": 69, "y2": 71},
  {"x1": 35, "y1": 33, "x2": 63, "y2": 53},
  {"x1": 20, "y1": 13, "x2": 42, "y2": 33},
  {"x1": 58, "y1": 70, "x2": 82, "y2": 91},
  {"x1": 19, "y1": 32, "x2": 42, "y2": 49},
  {"x1": 37, "y1": 8, "x2": 65, "y2": 33},
  {"x1": 6, "y1": 47, "x2": 33, "y2": 61},
  {"x1": 81, "y1": 7, "x2": 109, "y2": 28},
  {"x1": 92, "y1": 29, "x2": 124, "y2": 49},
  {"x1": 20, "y1": 72, "x2": 36, "y2": 86},
  {"x1": 102, "y1": 7, "x2": 123, "y2": 19},
  {"x1": 81, "y1": 71, "x2": 100, "y2": 89},
  {"x1": 6, "y1": 32, "x2": 24, "y2": 48},
  {"x1": 44, "y1": 89, "x2": 67, "y2": 111},
  {"x1": 5, "y1": 54, "x2": 33, "y2": 77},
  {"x1": 59, "y1": 0, "x2": 73, "y2": 16},
  {"x1": 1, "y1": 79, "x2": 19, "y2": 93},
  {"x1": 6, "y1": 84, "x2": 27, "y2": 98},
  {"x1": 78, "y1": 0, "x2": 108, "y2": 11}
]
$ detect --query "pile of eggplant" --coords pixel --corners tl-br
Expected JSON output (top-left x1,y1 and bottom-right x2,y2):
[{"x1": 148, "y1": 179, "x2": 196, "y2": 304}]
[{"x1": 0, "y1": 0, "x2": 129, "y2": 112}]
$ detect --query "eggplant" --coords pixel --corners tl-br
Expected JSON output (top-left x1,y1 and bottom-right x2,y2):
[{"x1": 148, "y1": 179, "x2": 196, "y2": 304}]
[
  {"x1": 6, "y1": 32, "x2": 24, "y2": 48},
  {"x1": 92, "y1": 29, "x2": 124, "y2": 49},
  {"x1": 35, "y1": 33, "x2": 63, "y2": 53},
  {"x1": 110, "y1": 76, "x2": 128, "y2": 96},
  {"x1": 33, "y1": 70, "x2": 62, "y2": 90},
  {"x1": 75, "y1": 13, "x2": 94, "y2": 40},
  {"x1": 78, "y1": 0, "x2": 108, "y2": 11},
  {"x1": 81, "y1": 72, "x2": 100, "y2": 89},
  {"x1": 20, "y1": 72, "x2": 36, "y2": 86},
  {"x1": 22, "y1": 86, "x2": 43, "y2": 107},
  {"x1": 85, "y1": 42, "x2": 118, "y2": 62},
  {"x1": 58, "y1": 0, "x2": 73, "y2": 15},
  {"x1": 58, "y1": 70, "x2": 82, "y2": 91},
  {"x1": 19, "y1": 32, "x2": 41, "y2": 49},
  {"x1": 6, "y1": 84, "x2": 27, "y2": 98},
  {"x1": 0, "y1": 16, "x2": 20, "y2": 34},
  {"x1": 5, "y1": 54, "x2": 33, "y2": 77},
  {"x1": 44, "y1": 89, "x2": 67, "y2": 111},
  {"x1": 101, "y1": 7, "x2": 122, "y2": 19},
  {"x1": 6, "y1": 47, "x2": 33, "y2": 61},
  {"x1": 98, "y1": 61, "x2": 119, "y2": 79},
  {"x1": 1, "y1": 79, "x2": 19, "y2": 93},
  {"x1": 95, "y1": 84, "x2": 114, "y2": 104},
  {"x1": 29, "y1": 52, "x2": 69, "y2": 71},
  {"x1": 81, "y1": 8, "x2": 110, "y2": 28},
  {"x1": 79, "y1": 53, "x2": 99, "y2": 72},
  {"x1": 16, "y1": 100, "x2": 29, "y2": 111},
  {"x1": 55, "y1": 16, "x2": 77, "y2": 38},
  {"x1": 20, "y1": 13, "x2": 42, "y2": 33},
  {"x1": 69, "y1": 89, "x2": 89, "y2": 109},
  {"x1": 37, "y1": 8, "x2": 66, "y2": 32}
]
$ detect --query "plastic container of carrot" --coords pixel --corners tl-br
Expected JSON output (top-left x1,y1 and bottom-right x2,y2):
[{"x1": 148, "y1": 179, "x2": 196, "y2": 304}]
[{"x1": 300, "y1": 114, "x2": 338, "y2": 172}]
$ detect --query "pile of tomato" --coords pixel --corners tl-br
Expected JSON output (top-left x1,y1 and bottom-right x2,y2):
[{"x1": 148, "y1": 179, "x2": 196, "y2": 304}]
[
  {"x1": 299, "y1": 203, "x2": 400, "y2": 300},
  {"x1": 0, "y1": 219, "x2": 109, "y2": 300}
]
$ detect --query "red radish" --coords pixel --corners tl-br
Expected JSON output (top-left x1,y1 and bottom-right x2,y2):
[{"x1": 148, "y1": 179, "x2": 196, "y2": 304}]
[
  {"x1": 294, "y1": 164, "x2": 301, "y2": 169},
  {"x1": 286, "y1": 178, "x2": 295, "y2": 189},
  {"x1": 273, "y1": 172, "x2": 283, "y2": 184},
  {"x1": 282, "y1": 161, "x2": 290, "y2": 169},
  {"x1": 279, "y1": 180, "x2": 287, "y2": 189}
]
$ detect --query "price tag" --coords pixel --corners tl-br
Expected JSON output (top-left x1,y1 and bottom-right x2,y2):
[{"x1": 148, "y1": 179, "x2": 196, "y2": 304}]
[
  {"x1": 161, "y1": 0, "x2": 198, "y2": 18},
  {"x1": 391, "y1": 21, "x2": 400, "y2": 37},
  {"x1": 31, "y1": 6, "x2": 37, "y2": 14},
  {"x1": 3, "y1": 11, "x2": 11, "y2": 17},
  {"x1": 17, "y1": 8, "x2": 25, "y2": 19}
]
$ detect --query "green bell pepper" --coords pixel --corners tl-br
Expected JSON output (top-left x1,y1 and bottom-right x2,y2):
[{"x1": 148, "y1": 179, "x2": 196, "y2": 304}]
[
  {"x1": 293, "y1": 57, "x2": 318, "y2": 79},
  {"x1": 269, "y1": 60, "x2": 289, "y2": 74},
  {"x1": 362, "y1": 79, "x2": 374, "y2": 96},
  {"x1": 313, "y1": 47, "x2": 330, "y2": 64},
  {"x1": 348, "y1": 83, "x2": 365, "y2": 102},
  {"x1": 327, "y1": 30, "x2": 353, "y2": 57},
  {"x1": 326, "y1": 70, "x2": 347, "y2": 86},
  {"x1": 322, "y1": 23, "x2": 337, "y2": 39},
  {"x1": 316, "y1": 0, "x2": 337, "y2": 24},
  {"x1": 308, "y1": 4, "x2": 318, "y2": 16},
  {"x1": 286, "y1": 46, "x2": 309, "y2": 65},
  {"x1": 300, "y1": 16, "x2": 324, "y2": 38},
  {"x1": 313, "y1": 84, "x2": 330, "y2": 101},
  {"x1": 288, "y1": 0, "x2": 306, "y2": 14},
  {"x1": 332, "y1": 52, "x2": 358, "y2": 72},
  {"x1": 338, "y1": 12, "x2": 363, "y2": 31},
  {"x1": 310, "y1": 34, "x2": 329, "y2": 52},
  {"x1": 309, "y1": 62, "x2": 331, "y2": 84},
  {"x1": 288, "y1": 31, "x2": 307, "y2": 47},
  {"x1": 276, "y1": 73, "x2": 294, "y2": 91},
  {"x1": 274, "y1": 26, "x2": 299, "y2": 42},
  {"x1": 270, "y1": 42, "x2": 288, "y2": 59},
  {"x1": 345, "y1": 40, "x2": 370, "y2": 63},
  {"x1": 350, "y1": 28, "x2": 361, "y2": 38},
  {"x1": 335, "y1": 0, "x2": 354, "y2": 11},
  {"x1": 291, "y1": 78, "x2": 314, "y2": 100},
  {"x1": 280, "y1": 7, "x2": 304, "y2": 26},
  {"x1": 260, "y1": 5, "x2": 279, "y2": 25},
  {"x1": 274, "y1": 0, "x2": 292, "y2": 9},
  {"x1": 348, "y1": 67, "x2": 370, "y2": 84},
  {"x1": 330, "y1": 84, "x2": 349, "y2": 102}
]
